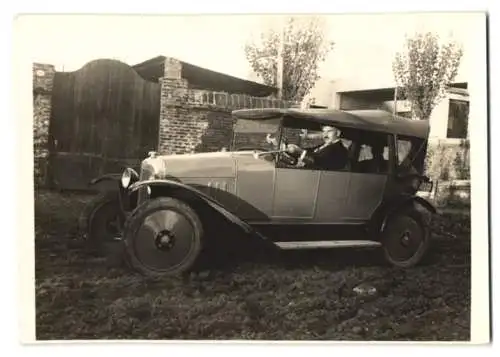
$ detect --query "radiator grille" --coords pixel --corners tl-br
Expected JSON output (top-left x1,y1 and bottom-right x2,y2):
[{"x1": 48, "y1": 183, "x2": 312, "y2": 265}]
[{"x1": 137, "y1": 164, "x2": 154, "y2": 204}]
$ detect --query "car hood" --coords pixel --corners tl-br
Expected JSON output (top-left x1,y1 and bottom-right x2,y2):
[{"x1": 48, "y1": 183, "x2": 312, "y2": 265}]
[{"x1": 141, "y1": 151, "x2": 261, "y2": 179}]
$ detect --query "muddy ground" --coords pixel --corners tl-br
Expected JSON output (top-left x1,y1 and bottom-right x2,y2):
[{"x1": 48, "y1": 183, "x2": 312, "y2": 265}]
[{"x1": 34, "y1": 190, "x2": 471, "y2": 341}]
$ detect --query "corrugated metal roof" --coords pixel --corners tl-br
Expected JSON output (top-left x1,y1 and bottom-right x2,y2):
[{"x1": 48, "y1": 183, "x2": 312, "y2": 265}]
[{"x1": 132, "y1": 55, "x2": 278, "y2": 97}]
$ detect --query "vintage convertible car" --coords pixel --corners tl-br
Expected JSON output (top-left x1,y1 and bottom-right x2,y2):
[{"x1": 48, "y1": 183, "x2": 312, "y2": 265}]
[{"x1": 79, "y1": 108, "x2": 436, "y2": 277}]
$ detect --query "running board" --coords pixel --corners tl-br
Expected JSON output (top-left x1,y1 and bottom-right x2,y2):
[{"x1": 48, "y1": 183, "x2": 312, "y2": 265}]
[{"x1": 274, "y1": 240, "x2": 382, "y2": 250}]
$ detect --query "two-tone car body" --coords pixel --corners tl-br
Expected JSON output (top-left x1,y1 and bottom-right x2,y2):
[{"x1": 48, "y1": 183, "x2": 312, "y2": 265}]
[{"x1": 80, "y1": 108, "x2": 436, "y2": 277}]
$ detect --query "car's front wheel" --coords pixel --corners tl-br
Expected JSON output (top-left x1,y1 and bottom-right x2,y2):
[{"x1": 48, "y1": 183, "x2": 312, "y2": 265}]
[
  {"x1": 381, "y1": 208, "x2": 431, "y2": 268},
  {"x1": 123, "y1": 197, "x2": 204, "y2": 277}
]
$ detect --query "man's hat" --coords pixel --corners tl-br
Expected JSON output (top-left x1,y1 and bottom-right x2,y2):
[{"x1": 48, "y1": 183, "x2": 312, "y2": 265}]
[{"x1": 322, "y1": 125, "x2": 340, "y2": 134}]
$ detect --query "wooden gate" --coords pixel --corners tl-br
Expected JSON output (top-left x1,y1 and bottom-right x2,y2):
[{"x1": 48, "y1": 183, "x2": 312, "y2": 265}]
[{"x1": 48, "y1": 59, "x2": 161, "y2": 190}]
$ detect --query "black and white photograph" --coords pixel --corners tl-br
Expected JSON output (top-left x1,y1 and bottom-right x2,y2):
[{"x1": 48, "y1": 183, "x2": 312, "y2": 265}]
[{"x1": 13, "y1": 8, "x2": 490, "y2": 345}]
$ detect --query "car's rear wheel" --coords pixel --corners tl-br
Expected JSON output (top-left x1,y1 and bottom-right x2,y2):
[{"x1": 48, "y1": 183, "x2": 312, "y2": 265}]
[
  {"x1": 381, "y1": 209, "x2": 430, "y2": 268},
  {"x1": 123, "y1": 197, "x2": 204, "y2": 277}
]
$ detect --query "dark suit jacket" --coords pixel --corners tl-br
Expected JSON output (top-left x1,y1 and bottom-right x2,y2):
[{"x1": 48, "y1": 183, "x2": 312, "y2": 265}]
[{"x1": 302, "y1": 141, "x2": 349, "y2": 170}]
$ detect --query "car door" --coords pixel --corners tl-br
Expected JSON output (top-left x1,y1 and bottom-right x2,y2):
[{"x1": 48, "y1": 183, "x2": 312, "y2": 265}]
[
  {"x1": 272, "y1": 164, "x2": 320, "y2": 220},
  {"x1": 313, "y1": 170, "x2": 352, "y2": 222},
  {"x1": 344, "y1": 133, "x2": 392, "y2": 220},
  {"x1": 312, "y1": 138, "x2": 353, "y2": 223},
  {"x1": 272, "y1": 138, "x2": 354, "y2": 223}
]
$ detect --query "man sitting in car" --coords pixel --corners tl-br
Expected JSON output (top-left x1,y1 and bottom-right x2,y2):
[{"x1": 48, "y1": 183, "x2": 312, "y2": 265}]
[{"x1": 285, "y1": 125, "x2": 349, "y2": 171}]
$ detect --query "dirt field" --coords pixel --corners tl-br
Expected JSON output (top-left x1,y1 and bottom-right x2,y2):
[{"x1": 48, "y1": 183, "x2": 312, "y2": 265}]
[{"x1": 34, "y1": 190, "x2": 471, "y2": 341}]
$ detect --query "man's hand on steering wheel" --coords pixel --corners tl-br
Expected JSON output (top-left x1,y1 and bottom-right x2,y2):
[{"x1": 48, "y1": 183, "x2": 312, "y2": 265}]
[
  {"x1": 280, "y1": 144, "x2": 307, "y2": 167},
  {"x1": 279, "y1": 151, "x2": 298, "y2": 165}
]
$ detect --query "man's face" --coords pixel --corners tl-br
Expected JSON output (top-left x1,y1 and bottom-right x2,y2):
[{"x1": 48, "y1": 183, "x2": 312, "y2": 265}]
[{"x1": 322, "y1": 126, "x2": 339, "y2": 144}]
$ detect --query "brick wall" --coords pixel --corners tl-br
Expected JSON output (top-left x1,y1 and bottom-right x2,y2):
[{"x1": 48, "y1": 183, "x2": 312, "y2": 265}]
[
  {"x1": 33, "y1": 63, "x2": 55, "y2": 187},
  {"x1": 158, "y1": 57, "x2": 294, "y2": 154}
]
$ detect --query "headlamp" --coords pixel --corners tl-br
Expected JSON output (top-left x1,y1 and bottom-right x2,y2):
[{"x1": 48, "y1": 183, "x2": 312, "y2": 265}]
[{"x1": 121, "y1": 168, "x2": 138, "y2": 188}]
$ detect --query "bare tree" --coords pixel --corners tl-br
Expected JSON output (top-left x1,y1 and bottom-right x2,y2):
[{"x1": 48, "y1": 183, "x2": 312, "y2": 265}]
[
  {"x1": 392, "y1": 32, "x2": 463, "y2": 120},
  {"x1": 244, "y1": 16, "x2": 334, "y2": 103}
]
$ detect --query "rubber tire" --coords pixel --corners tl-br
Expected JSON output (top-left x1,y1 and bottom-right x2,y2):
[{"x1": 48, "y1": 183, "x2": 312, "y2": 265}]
[
  {"x1": 123, "y1": 197, "x2": 204, "y2": 277},
  {"x1": 78, "y1": 190, "x2": 124, "y2": 248},
  {"x1": 381, "y1": 208, "x2": 431, "y2": 268}
]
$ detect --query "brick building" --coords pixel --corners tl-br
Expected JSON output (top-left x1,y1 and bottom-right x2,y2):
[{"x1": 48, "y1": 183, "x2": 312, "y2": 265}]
[{"x1": 131, "y1": 56, "x2": 294, "y2": 155}]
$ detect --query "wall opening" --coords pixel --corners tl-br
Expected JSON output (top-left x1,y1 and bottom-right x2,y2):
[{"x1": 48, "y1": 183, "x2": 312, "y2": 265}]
[{"x1": 447, "y1": 99, "x2": 470, "y2": 139}]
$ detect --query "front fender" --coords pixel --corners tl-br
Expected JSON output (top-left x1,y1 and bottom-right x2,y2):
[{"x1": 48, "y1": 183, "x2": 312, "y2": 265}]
[
  {"x1": 89, "y1": 172, "x2": 140, "y2": 213},
  {"x1": 129, "y1": 180, "x2": 267, "y2": 240},
  {"x1": 89, "y1": 173, "x2": 122, "y2": 186}
]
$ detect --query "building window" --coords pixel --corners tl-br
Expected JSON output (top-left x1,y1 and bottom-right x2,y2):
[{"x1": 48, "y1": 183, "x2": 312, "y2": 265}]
[{"x1": 447, "y1": 99, "x2": 469, "y2": 139}]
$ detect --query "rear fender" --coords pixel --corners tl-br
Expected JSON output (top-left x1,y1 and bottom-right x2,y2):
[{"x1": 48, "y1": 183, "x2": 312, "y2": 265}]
[
  {"x1": 412, "y1": 196, "x2": 438, "y2": 215},
  {"x1": 369, "y1": 195, "x2": 437, "y2": 235},
  {"x1": 128, "y1": 180, "x2": 267, "y2": 240},
  {"x1": 380, "y1": 195, "x2": 437, "y2": 232}
]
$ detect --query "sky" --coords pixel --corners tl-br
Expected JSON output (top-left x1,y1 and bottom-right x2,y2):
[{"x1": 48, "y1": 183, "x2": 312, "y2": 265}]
[{"x1": 18, "y1": 12, "x2": 484, "y2": 89}]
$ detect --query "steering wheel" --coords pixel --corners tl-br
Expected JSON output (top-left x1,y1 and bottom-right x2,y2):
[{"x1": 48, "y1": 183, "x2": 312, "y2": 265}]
[
  {"x1": 278, "y1": 151, "x2": 298, "y2": 166},
  {"x1": 273, "y1": 136, "x2": 299, "y2": 166}
]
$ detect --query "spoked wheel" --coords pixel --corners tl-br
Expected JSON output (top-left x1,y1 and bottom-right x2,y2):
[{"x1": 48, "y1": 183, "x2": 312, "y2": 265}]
[
  {"x1": 79, "y1": 191, "x2": 125, "y2": 251},
  {"x1": 123, "y1": 197, "x2": 204, "y2": 277},
  {"x1": 382, "y1": 210, "x2": 430, "y2": 268}
]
